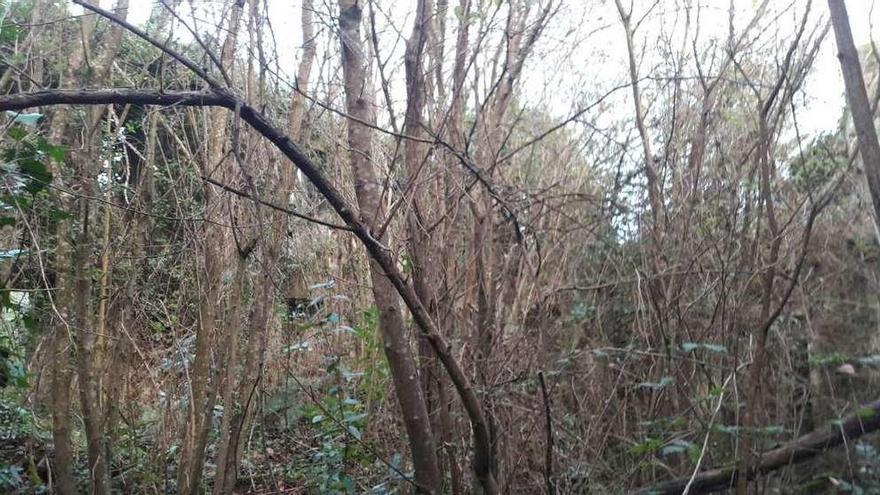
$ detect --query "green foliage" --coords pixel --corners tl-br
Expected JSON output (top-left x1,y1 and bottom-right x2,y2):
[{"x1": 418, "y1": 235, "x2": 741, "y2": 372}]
[
  {"x1": 568, "y1": 301, "x2": 595, "y2": 323},
  {"x1": 0, "y1": 395, "x2": 32, "y2": 442},
  {"x1": 710, "y1": 423, "x2": 785, "y2": 437},
  {"x1": 4, "y1": 112, "x2": 40, "y2": 127},
  {"x1": 0, "y1": 124, "x2": 66, "y2": 245},
  {"x1": 809, "y1": 352, "x2": 850, "y2": 366},
  {"x1": 284, "y1": 308, "x2": 387, "y2": 494},
  {"x1": 659, "y1": 439, "x2": 699, "y2": 462},
  {"x1": 0, "y1": 0, "x2": 31, "y2": 47},
  {"x1": 789, "y1": 133, "x2": 845, "y2": 193},
  {"x1": 0, "y1": 465, "x2": 23, "y2": 491},
  {"x1": 830, "y1": 442, "x2": 880, "y2": 494},
  {"x1": 629, "y1": 436, "x2": 663, "y2": 455},
  {"x1": 857, "y1": 408, "x2": 877, "y2": 420},
  {"x1": 0, "y1": 391, "x2": 44, "y2": 492},
  {"x1": 355, "y1": 306, "x2": 389, "y2": 403},
  {"x1": 2, "y1": 123, "x2": 62, "y2": 196},
  {"x1": 289, "y1": 380, "x2": 369, "y2": 493},
  {"x1": 0, "y1": 21, "x2": 20, "y2": 45},
  {"x1": 0, "y1": 292, "x2": 33, "y2": 390},
  {"x1": 629, "y1": 435, "x2": 702, "y2": 479},
  {"x1": 858, "y1": 355, "x2": 880, "y2": 367}
]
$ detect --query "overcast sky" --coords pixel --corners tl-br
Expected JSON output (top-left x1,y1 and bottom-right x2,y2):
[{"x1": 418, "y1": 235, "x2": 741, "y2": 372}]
[{"x1": 84, "y1": 0, "x2": 880, "y2": 139}]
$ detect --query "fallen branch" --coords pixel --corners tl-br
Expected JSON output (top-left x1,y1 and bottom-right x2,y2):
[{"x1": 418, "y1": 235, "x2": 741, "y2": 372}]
[{"x1": 635, "y1": 399, "x2": 880, "y2": 494}]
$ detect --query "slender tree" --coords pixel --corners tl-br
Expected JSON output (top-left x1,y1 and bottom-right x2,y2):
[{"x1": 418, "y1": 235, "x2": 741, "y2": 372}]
[
  {"x1": 829, "y1": 0, "x2": 880, "y2": 235},
  {"x1": 337, "y1": 0, "x2": 442, "y2": 491}
]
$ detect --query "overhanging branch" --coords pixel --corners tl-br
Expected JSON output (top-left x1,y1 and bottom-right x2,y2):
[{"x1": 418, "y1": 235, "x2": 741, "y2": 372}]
[{"x1": 0, "y1": 88, "x2": 228, "y2": 111}]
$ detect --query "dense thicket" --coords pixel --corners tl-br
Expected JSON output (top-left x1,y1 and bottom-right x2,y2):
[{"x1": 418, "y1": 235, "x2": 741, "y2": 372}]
[{"x1": 0, "y1": 0, "x2": 879, "y2": 494}]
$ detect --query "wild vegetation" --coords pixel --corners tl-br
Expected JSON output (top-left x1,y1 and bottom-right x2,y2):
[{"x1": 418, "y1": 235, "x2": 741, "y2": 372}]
[{"x1": 0, "y1": 0, "x2": 880, "y2": 493}]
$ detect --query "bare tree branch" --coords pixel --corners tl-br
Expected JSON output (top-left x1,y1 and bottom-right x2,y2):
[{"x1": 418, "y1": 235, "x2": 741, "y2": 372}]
[{"x1": 0, "y1": 86, "x2": 494, "y2": 495}]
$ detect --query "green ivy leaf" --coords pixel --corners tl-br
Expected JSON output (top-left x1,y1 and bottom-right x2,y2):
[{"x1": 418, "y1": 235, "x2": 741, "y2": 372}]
[
  {"x1": 18, "y1": 158, "x2": 51, "y2": 193},
  {"x1": 6, "y1": 127, "x2": 25, "y2": 141},
  {"x1": 343, "y1": 412, "x2": 367, "y2": 424},
  {"x1": 21, "y1": 314, "x2": 36, "y2": 332},
  {"x1": 856, "y1": 355, "x2": 880, "y2": 366},
  {"x1": 713, "y1": 424, "x2": 741, "y2": 435},
  {"x1": 35, "y1": 137, "x2": 65, "y2": 162},
  {"x1": 756, "y1": 425, "x2": 784, "y2": 436},
  {"x1": 0, "y1": 24, "x2": 21, "y2": 43},
  {"x1": 7, "y1": 361, "x2": 28, "y2": 388},
  {"x1": 856, "y1": 407, "x2": 876, "y2": 420},
  {"x1": 630, "y1": 436, "x2": 662, "y2": 455}
]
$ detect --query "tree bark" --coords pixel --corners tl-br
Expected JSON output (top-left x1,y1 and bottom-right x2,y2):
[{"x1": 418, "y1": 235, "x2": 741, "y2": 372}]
[
  {"x1": 614, "y1": 0, "x2": 662, "y2": 227},
  {"x1": 828, "y1": 0, "x2": 880, "y2": 234},
  {"x1": 337, "y1": 1, "x2": 442, "y2": 491},
  {"x1": 77, "y1": 6, "x2": 131, "y2": 492},
  {"x1": 43, "y1": 9, "x2": 92, "y2": 493},
  {"x1": 635, "y1": 399, "x2": 880, "y2": 495},
  {"x1": 178, "y1": 2, "x2": 245, "y2": 493},
  {"x1": 212, "y1": 251, "x2": 249, "y2": 494},
  {"x1": 49, "y1": 330, "x2": 75, "y2": 495},
  {"x1": 43, "y1": 2, "x2": 129, "y2": 491},
  {"x1": 402, "y1": 0, "x2": 448, "y2": 488}
]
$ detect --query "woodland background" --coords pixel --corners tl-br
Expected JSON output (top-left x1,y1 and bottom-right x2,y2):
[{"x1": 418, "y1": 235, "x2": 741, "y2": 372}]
[{"x1": 1, "y1": 0, "x2": 880, "y2": 493}]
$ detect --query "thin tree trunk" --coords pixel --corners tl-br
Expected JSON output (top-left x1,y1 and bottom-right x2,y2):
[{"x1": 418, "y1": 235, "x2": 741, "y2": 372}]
[
  {"x1": 736, "y1": 115, "x2": 782, "y2": 495},
  {"x1": 402, "y1": 0, "x2": 447, "y2": 488},
  {"x1": 49, "y1": 328, "x2": 75, "y2": 495},
  {"x1": 734, "y1": 9, "x2": 815, "y2": 491},
  {"x1": 177, "y1": 2, "x2": 245, "y2": 493},
  {"x1": 222, "y1": 7, "x2": 320, "y2": 476},
  {"x1": 213, "y1": 1, "x2": 298, "y2": 490},
  {"x1": 614, "y1": 0, "x2": 662, "y2": 227},
  {"x1": 212, "y1": 252, "x2": 249, "y2": 494},
  {"x1": 71, "y1": 178, "x2": 109, "y2": 495},
  {"x1": 44, "y1": 9, "x2": 93, "y2": 491},
  {"x1": 79, "y1": 2, "x2": 130, "y2": 490},
  {"x1": 338, "y1": 0, "x2": 441, "y2": 492},
  {"x1": 828, "y1": 0, "x2": 880, "y2": 234},
  {"x1": 288, "y1": 0, "x2": 316, "y2": 189},
  {"x1": 43, "y1": 2, "x2": 128, "y2": 491},
  {"x1": 437, "y1": 4, "x2": 470, "y2": 491}
]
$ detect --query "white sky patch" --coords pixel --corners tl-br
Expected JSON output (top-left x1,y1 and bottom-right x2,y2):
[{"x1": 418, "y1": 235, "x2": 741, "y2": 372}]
[{"x1": 80, "y1": 0, "x2": 879, "y2": 139}]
